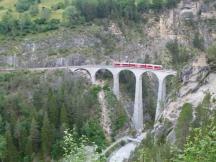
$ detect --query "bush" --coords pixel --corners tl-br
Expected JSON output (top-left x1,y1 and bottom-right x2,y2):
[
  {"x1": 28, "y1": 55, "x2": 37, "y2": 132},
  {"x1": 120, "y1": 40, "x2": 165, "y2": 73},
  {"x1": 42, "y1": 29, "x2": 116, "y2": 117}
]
[
  {"x1": 63, "y1": 6, "x2": 84, "y2": 26},
  {"x1": 40, "y1": 7, "x2": 51, "y2": 20},
  {"x1": 207, "y1": 42, "x2": 216, "y2": 71},
  {"x1": 16, "y1": 0, "x2": 32, "y2": 12},
  {"x1": 176, "y1": 112, "x2": 216, "y2": 162},
  {"x1": 51, "y1": 2, "x2": 65, "y2": 11},
  {"x1": 193, "y1": 33, "x2": 204, "y2": 51},
  {"x1": 29, "y1": 4, "x2": 39, "y2": 16},
  {"x1": 166, "y1": 40, "x2": 193, "y2": 69}
]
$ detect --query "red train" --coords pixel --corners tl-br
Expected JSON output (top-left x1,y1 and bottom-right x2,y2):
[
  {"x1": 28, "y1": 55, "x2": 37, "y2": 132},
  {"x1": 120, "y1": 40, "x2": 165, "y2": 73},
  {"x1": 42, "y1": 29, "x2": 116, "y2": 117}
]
[{"x1": 113, "y1": 62, "x2": 163, "y2": 70}]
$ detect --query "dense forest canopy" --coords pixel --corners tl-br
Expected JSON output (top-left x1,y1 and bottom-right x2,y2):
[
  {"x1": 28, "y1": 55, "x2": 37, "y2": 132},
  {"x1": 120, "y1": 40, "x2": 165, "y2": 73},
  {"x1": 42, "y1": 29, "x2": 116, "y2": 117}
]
[
  {"x1": 0, "y1": 71, "x2": 107, "y2": 161},
  {"x1": 0, "y1": 0, "x2": 180, "y2": 37}
]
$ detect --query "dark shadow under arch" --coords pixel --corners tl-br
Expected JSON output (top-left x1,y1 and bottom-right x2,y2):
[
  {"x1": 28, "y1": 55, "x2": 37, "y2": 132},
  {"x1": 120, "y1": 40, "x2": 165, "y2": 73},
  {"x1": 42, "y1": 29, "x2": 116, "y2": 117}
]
[
  {"x1": 95, "y1": 69, "x2": 113, "y2": 81},
  {"x1": 119, "y1": 70, "x2": 136, "y2": 116},
  {"x1": 141, "y1": 71, "x2": 159, "y2": 127},
  {"x1": 95, "y1": 69, "x2": 113, "y2": 87},
  {"x1": 74, "y1": 68, "x2": 92, "y2": 80}
]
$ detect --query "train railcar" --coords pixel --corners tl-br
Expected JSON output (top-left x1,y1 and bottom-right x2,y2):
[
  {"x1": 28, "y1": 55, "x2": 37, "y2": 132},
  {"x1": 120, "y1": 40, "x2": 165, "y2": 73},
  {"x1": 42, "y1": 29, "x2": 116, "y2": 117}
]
[{"x1": 113, "y1": 62, "x2": 163, "y2": 70}]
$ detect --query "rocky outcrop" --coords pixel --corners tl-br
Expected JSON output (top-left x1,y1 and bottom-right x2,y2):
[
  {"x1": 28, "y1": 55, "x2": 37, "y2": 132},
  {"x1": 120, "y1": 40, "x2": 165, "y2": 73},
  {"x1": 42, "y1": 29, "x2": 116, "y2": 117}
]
[{"x1": 153, "y1": 55, "x2": 216, "y2": 144}]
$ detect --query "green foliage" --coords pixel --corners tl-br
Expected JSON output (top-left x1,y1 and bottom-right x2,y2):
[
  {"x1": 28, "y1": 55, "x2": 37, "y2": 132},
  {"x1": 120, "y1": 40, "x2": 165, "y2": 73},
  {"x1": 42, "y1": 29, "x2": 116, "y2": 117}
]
[
  {"x1": 82, "y1": 119, "x2": 106, "y2": 150},
  {"x1": 29, "y1": 4, "x2": 39, "y2": 16},
  {"x1": 0, "y1": 11, "x2": 60, "y2": 36},
  {"x1": 175, "y1": 103, "x2": 193, "y2": 148},
  {"x1": 134, "y1": 96, "x2": 214, "y2": 162},
  {"x1": 142, "y1": 74, "x2": 157, "y2": 127},
  {"x1": 40, "y1": 7, "x2": 51, "y2": 20},
  {"x1": 175, "y1": 112, "x2": 216, "y2": 162},
  {"x1": 41, "y1": 113, "x2": 53, "y2": 156},
  {"x1": 51, "y1": 2, "x2": 65, "y2": 11},
  {"x1": 63, "y1": 6, "x2": 84, "y2": 26},
  {"x1": 0, "y1": 0, "x2": 180, "y2": 37},
  {"x1": 16, "y1": 0, "x2": 32, "y2": 12},
  {"x1": 133, "y1": 133, "x2": 176, "y2": 162},
  {"x1": 0, "y1": 135, "x2": 6, "y2": 160},
  {"x1": 207, "y1": 42, "x2": 216, "y2": 71},
  {"x1": 152, "y1": 0, "x2": 164, "y2": 11},
  {"x1": 192, "y1": 93, "x2": 211, "y2": 128},
  {"x1": 61, "y1": 129, "x2": 104, "y2": 162},
  {"x1": 193, "y1": 33, "x2": 204, "y2": 51},
  {"x1": 0, "y1": 71, "x2": 106, "y2": 161},
  {"x1": 104, "y1": 88, "x2": 127, "y2": 136},
  {"x1": 137, "y1": 0, "x2": 151, "y2": 12},
  {"x1": 165, "y1": 0, "x2": 180, "y2": 9},
  {"x1": 166, "y1": 40, "x2": 194, "y2": 69},
  {"x1": 29, "y1": 118, "x2": 40, "y2": 153}
]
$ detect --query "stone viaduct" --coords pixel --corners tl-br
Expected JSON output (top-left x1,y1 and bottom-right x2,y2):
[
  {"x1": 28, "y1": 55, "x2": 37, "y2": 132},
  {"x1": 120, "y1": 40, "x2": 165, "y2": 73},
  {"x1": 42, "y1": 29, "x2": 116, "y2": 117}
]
[
  {"x1": 68, "y1": 65, "x2": 176, "y2": 131},
  {"x1": 0, "y1": 65, "x2": 176, "y2": 131}
]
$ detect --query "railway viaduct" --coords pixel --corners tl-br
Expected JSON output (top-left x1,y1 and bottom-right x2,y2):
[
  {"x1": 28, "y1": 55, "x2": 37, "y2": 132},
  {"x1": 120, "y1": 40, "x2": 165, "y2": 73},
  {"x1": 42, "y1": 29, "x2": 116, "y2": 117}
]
[{"x1": 1, "y1": 65, "x2": 176, "y2": 131}]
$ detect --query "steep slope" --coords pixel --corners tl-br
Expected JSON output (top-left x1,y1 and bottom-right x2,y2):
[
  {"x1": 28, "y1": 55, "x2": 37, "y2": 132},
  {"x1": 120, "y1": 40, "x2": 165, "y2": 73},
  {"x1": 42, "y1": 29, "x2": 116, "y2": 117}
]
[{"x1": 154, "y1": 54, "x2": 216, "y2": 143}]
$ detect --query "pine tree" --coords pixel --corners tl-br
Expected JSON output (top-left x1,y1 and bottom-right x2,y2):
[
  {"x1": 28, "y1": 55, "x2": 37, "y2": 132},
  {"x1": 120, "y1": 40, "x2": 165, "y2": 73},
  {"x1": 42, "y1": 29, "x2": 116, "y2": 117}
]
[
  {"x1": 48, "y1": 89, "x2": 59, "y2": 127},
  {"x1": 5, "y1": 124, "x2": 19, "y2": 162},
  {"x1": 60, "y1": 104, "x2": 68, "y2": 126},
  {"x1": 41, "y1": 113, "x2": 53, "y2": 157},
  {"x1": 29, "y1": 118, "x2": 40, "y2": 153},
  {"x1": 152, "y1": 0, "x2": 163, "y2": 11}
]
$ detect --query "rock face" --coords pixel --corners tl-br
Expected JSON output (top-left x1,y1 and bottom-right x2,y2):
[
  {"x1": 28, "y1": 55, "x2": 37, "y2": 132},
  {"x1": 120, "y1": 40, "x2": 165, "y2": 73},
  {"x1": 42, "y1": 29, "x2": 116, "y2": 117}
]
[{"x1": 153, "y1": 55, "x2": 216, "y2": 144}]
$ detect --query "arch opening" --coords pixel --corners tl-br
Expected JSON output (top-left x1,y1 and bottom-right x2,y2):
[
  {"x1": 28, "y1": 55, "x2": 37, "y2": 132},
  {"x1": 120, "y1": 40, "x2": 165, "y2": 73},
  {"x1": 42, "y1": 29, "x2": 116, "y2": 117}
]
[
  {"x1": 119, "y1": 70, "x2": 136, "y2": 116},
  {"x1": 141, "y1": 71, "x2": 159, "y2": 128},
  {"x1": 95, "y1": 69, "x2": 113, "y2": 86},
  {"x1": 73, "y1": 68, "x2": 92, "y2": 81}
]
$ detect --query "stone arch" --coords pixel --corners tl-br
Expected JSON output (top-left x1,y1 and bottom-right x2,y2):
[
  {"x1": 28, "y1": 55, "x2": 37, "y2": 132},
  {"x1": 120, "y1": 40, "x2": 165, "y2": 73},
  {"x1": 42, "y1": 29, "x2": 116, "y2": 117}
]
[
  {"x1": 95, "y1": 68, "x2": 113, "y2": 81},
  {"x1": 72, "y1": 68, "x2": 92, "y2": 81},
  {"x1": 95, "y1": 68, "x2": 114, "y2": 88}
]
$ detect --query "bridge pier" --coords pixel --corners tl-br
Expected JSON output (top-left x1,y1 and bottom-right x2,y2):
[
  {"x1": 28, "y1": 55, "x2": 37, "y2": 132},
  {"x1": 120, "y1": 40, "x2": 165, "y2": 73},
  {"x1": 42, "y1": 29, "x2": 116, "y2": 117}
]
[
  {"x1": 133, "y1": 73, "x2": 143, "y2": 131},
  {"x1": 113, "y1": 72, "x2": 120, "y2": 99},
  {"x1": 88, "y1": 68, "x2": 98, "y2": 84},
  {"x1": 155, "y1": 76, "x2": 167, "y2": 122}
]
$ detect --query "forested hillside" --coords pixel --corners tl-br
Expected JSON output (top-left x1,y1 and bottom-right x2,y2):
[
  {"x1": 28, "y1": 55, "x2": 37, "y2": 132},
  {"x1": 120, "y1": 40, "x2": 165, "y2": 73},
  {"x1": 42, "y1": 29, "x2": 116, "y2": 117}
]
[
  {"x1": 0, "y1": 71, "x2": 105, "y2": 161},
  {"x1": 0, "y1": 0, "x2": 179, "y2": 37}
]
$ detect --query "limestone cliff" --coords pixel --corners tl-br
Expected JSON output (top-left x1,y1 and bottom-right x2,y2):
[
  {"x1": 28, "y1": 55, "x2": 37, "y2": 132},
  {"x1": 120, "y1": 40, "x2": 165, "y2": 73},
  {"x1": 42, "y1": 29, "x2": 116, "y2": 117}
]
[{"x1": 154, "y1": 54, "x2": 216, "y2": 144}]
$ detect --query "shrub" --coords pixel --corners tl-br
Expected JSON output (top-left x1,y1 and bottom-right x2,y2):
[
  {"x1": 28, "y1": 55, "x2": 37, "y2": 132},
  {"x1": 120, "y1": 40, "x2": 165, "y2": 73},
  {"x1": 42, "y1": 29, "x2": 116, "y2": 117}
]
[
  {"x1": 40, "y1": 7, "x2": 51, "y2": 20},
  {"x1": 175, "y1": 103, "x2": 193, "y2": 148},
  {"x1": 176, "y1": 112, "x2": 216, "y2": 162},
  {"x1": 29, "y1": 4, "x2": 39, "y2": 16},
  {"x1": 51, "y1": 2, "x2": 65, "y2": 11},
  {"x1": 193, "y1": 33, "x2": 204, "y2": 51},
  {"x1": 63, "y1": 6, "x2": 84, "y2": 26},
  {"x1": 16, "y1": 0, "x2": 32, "y2": 12},
  {"x1": 207, "y1": 42, "x2": 216, "y2": 71},
  {"x1": 166, "y1": 40, "x2": 193, "y2": 69}
]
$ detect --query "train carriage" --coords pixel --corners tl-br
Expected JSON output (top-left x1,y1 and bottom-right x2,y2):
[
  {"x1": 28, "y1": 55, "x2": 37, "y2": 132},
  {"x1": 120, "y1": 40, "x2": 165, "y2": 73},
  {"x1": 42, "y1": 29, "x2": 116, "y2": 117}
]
[{"x1": 113, "y1": 62, "x2": 163, "y2": 70}]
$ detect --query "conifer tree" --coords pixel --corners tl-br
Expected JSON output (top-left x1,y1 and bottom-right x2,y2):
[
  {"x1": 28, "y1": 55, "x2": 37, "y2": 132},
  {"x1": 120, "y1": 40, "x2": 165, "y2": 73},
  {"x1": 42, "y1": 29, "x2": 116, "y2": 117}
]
[
  {"x1": 41, "y1": 113, "x2": 53, "y2": 157},
  {"x1": 48, "y1": 89, "x2": 59, "y2": 127},
  {"x1": 60, "y1": 104, "x2": 68, "y2": 126},
  {"x1": 29, "y1": 118, "x2": 40, "y2": 153},
  {"x1": 5, "y1": 124, "x2": 19, "y2": 162},
  {"x1": 152, "y1": 0, "x2": 163, "y2": 11}
]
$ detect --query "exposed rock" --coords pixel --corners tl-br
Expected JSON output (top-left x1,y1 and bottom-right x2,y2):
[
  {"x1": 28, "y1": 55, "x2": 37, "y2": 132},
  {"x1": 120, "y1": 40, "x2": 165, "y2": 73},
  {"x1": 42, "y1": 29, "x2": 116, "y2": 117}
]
[
  {"x1": 166, "y1": 129, "x2": 176, "y2": 145},
  {"x1": 154, "y1": 55, "x2": 216, "y2": 143}
]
